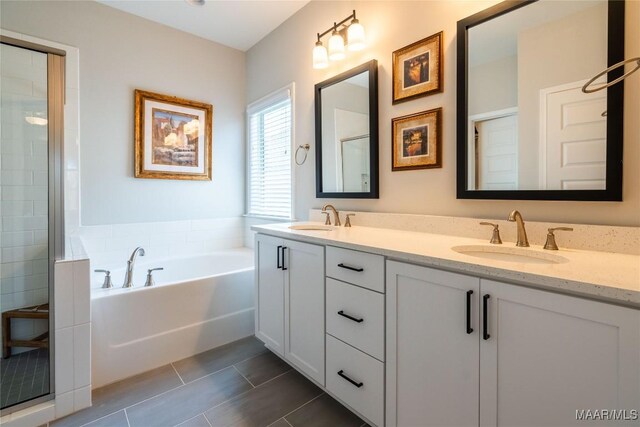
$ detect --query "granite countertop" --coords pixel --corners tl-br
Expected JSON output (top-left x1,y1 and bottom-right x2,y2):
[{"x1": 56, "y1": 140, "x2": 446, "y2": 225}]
[{"x1": 252, "y1": 222, "x2": 640, "y2": 308}]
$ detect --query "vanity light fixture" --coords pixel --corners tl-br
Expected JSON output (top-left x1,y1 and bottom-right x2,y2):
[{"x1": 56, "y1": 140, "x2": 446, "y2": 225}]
[
  {"x1": 313, "y1": 10, "x2": 366, "y2": 69},
  {"x1": 185, "y1": 0, "x2": 205, "y2": 6}
]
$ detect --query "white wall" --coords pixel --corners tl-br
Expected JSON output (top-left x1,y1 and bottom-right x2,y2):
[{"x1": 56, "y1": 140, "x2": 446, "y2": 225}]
[
  {"x1": 468, "y1": 55, "x2": 517, "y2": 116},
  {"x1": 246, "y1": 0, "x2": 640, "y2": 227},
  {"x1": 0, "y1": 0, "x2": 246, "y2": 226}
]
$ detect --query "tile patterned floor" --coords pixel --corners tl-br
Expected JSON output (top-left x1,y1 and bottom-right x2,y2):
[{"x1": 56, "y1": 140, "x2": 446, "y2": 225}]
[
  {"x1": 0, "y1": 347, "x2": 50, "y2": 408},
  {"x1": 50, "y1": 336, "x2": 367, "y2": 427}
]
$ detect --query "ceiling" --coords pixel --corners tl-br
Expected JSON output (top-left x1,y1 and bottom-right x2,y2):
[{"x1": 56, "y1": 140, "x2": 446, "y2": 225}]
[{"x1": 97, "y1": 0, "x2": 310, "y2": 51}]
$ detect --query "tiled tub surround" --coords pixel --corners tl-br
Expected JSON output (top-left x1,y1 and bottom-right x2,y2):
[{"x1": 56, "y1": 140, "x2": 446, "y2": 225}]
[
  {"x1": 81, "y1": 217, "x2": 245, "y2": 286},
  {"x1": 254, "y1": 221, "x2": 640, "y2": 307},
  {"x1": 91, "y1": 248, "x2": 254, "y2": 388},
  {"x1": 308, "y1": 210, "x2": 640, "y2": 255}
]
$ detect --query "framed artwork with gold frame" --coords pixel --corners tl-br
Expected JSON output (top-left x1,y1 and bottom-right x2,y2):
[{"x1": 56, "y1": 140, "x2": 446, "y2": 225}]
[
  {"x1": 392, "y1": 31, "x2": 443, "y2": 104},
  {"x1": 392, "y1": 108, "x2": 442, "y2": 171},
  {"x1": 134, "y1": 89, "x2": 213, "y2": 180}
]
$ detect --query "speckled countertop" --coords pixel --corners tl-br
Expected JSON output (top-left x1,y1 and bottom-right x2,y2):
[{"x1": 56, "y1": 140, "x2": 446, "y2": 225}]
[{"x1": 252, "y1": 222, "x2": 640, "y2": 308}]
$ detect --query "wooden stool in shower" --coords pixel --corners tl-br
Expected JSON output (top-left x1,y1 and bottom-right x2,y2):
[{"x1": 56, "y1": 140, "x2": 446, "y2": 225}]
[{"x1": 2, "y1": 303, "x2": 49, "y2": 359}]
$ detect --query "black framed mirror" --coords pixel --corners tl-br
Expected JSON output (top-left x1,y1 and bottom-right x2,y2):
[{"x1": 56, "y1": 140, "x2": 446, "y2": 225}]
[
  {"x1": 315, "y1": 60, "x2": 379, "y2": 198},
  {"x1": 457, "y1": 0, "x2": 624, "y2": 201}
]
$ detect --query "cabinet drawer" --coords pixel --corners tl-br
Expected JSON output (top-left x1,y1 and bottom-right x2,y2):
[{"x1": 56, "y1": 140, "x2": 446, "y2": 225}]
[
  {"x1": 326, "y1": 334, "x2": 384, "y2": 426},
  {"x1": 326, "y1": 246, "x2": 384, "y2": 293},
  {"x1": 326, "y1": 278, "x2": 384, "y2": 361}
]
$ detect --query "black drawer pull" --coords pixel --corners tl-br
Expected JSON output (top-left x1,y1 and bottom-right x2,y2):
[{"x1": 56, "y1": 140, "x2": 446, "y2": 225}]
[
  {"x1": 466, "y1": 290, "x2": 474, "y2": 334},
  {"x1": 281, "y1": 247, "x2": 288, "y2": 271},
  {"x1": 483, "y1": 294, "x2": 490, "y2": 340},
  {"x1": 338, "y1": 310, "x2": 364, "y2": 323},
  {"x1": 337, "y1": 370, "x2": 363, "y2": 388},
  {"x1": 277, "y1": 246, "x2": 282, "y2": 269},
  {"x1": 337, "y1": 263, "x2": 364, "y2": 272}
]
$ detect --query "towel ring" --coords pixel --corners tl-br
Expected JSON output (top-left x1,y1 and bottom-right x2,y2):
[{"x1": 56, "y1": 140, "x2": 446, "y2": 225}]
[
  {"x1": 582, "y1": 57, "x2": 640, "y2": 94},
  {"x1": 295, "y1": 144, "x2": 310, "y2": 165}
]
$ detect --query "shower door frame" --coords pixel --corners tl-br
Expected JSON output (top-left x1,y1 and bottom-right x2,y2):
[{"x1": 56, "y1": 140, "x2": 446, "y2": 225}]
[{"x1": 0, "y1": 35, "x2": 66, "y2": 415}]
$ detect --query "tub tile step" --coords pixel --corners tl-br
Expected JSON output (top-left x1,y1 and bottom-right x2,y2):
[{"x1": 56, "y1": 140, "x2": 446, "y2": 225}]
[
  {"x1": 173, "y1": 336, "x2": 267, "y2": 384},
  {"x1": 234, "y1": 351, "x2": 291, "y2": 387},
  {"x1": 51, "y1": 364, "x2": 182, "y2": 427},
  {"x1": 126, "y1": 366, "x2": 252, "y2": 427}
]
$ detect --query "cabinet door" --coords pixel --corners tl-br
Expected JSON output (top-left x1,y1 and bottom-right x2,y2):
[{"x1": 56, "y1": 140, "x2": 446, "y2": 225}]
[
  {"x1": 284, "y1": 239, "x2": 325, "y2": 385},
  {"x1": 255, "y1": 234, "x2": 285, "y2": 356},
  {"x1": 480, "y1": 279, "x2": 640, "y2": 427},
  {"x1": 386, "y1": 261, "x2": 480, "y2": 427}
]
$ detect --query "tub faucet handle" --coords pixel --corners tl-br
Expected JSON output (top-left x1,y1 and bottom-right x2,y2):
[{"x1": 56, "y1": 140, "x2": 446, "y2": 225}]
[
  {"x1": 95, "y1": 269, "x2": 113, "y2": 289},
  {"x1": 145, "y1": 267, "x2": 164, "y2": 287}
]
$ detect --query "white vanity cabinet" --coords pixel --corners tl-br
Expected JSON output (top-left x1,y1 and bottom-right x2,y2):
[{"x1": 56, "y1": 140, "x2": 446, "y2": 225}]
[
  {"x1": 254, "y1": 234, "x2": 325, "y2": 385},
  {"x1": 386, "y1": 260, "x2": 640, "y2": 427}
]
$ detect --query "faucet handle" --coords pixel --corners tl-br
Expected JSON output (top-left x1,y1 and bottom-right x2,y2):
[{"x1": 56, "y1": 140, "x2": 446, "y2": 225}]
[
  {"x1": 321, "y1": 211, "x2": 331, "y2": 225},
  {"x1": 479, "y1": 222, "x2": 502, "y2": 244},
  {"x1": 544, "y1": 227, "x2": 573, "y2": 250},
  {"x1": 145, "y1": 268, "x2": 164, "y2": 287},
  {"x1": 344, "y1": 213, "x2": 356, "y2": 228},
  {"x1": 95, "y1": 269, "x2": 113, "y2": 289}
]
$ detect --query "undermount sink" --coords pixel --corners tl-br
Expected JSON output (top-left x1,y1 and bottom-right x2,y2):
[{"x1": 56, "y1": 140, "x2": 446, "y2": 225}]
[
  {"x1": 452, "y1": 245, "x2": 568, "y2": 265},
  {"x1": 288, "y1": 224, "x2": 334, "y2": 231}
]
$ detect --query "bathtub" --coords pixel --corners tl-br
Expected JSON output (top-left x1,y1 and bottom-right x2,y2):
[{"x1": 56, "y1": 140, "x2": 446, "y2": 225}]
[{"x1": 91, "y1": 248, "x2": 255, "y2": 387}]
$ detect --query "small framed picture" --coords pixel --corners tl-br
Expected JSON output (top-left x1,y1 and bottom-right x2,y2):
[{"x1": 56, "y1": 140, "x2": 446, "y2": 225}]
[
  {"x1": 392, "y1": 108, "x2": 442, "y2": 171},
  {"x1": 392, "y1": 32, "x2": 443, "y2": 104},
  {"x1": 134, "y1": 89, "x2": 213, "y2": 180}
]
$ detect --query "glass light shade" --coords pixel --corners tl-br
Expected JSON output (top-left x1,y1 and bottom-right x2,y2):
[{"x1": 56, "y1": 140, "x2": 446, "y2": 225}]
[
  {"x1": 347, "y1": 19, "x2": 366, "y2": 51},
  {"x1": 328, "y1": 31, "x2": 345, "y2": 61},
  {"x1": 313, "y1": 42, "x2": 329, "y2": 69}
]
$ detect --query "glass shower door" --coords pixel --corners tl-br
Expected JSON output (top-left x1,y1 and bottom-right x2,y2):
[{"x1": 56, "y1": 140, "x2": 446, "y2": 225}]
[{"x1": 0, "y1": 42, "x2": 52, "y2": 410}]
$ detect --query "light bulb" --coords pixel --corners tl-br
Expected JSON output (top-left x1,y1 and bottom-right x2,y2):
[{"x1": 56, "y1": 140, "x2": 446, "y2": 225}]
[
  {"x1": 347, "y1": 19, "x2": 366, "y2": 51},
  {"x1": 313, "y1": 41, "x2": 329, "y2": 69},
  {"x1": 328, "y1": 30, "x2": 345, "y2": 61}
]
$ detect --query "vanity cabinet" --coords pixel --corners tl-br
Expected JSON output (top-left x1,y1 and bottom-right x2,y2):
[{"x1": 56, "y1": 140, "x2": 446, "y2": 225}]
[
  {"x1": 386, "y1": 260, "x2": 640, "y2": 427},
  {"x1": 254, "y1": 234, "x2": 325, "y2": 385}
]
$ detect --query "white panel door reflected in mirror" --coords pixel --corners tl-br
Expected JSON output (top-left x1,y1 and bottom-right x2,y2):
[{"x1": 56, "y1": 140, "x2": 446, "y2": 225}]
[{"x1": 467, "y1": 0, "x2": 609, "y2": 191}]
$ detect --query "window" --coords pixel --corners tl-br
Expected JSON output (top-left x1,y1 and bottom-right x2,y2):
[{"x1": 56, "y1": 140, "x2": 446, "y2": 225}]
[{"x1": 247, "y1": 84, "x2": 294, "y2": 219}]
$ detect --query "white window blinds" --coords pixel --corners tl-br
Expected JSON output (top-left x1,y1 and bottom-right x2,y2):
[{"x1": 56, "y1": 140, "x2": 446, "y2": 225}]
[{"x1": 247, "y1": 86, "x2": 293, "y2": 219}]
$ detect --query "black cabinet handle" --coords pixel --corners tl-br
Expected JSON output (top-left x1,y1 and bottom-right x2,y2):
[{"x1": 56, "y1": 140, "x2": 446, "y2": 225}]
[
  {"x1": 483, "y1": 294, "x2": 490, "y2": 340},
  {"x1": 337, "y1": 370, "x2": 363, "y2": 388},
  {"x1": 281, "y1": 247, "x2": 288, "y2": 271},
  {"x1": 277, "y1": 246, "x2": 282, "y2": 269},
  {"x1": 466, "y1": 290, "x2": 474, "y2": 334},
  {"x1": 338, "y1": 310, "x2": 364, "y2": 323},
  {"x1": 337, "y1": 263, "x2": 364, "y2": 272}
]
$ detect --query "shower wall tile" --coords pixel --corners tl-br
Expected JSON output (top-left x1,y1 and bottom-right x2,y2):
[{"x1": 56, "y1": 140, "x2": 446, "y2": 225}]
[
  {"x1": 54, "y1": 261, "x2": 74, "y2": 330},
  {"x1": 55, "y1": 326, "x2": 74, "y2": 395},
  {"x1": 73, "y1": 260, "x2": 91, "y2": 325},
  {"x1": 55, "y1": 392, "x2": 75, "y2": 420},
  {"x1": 73, "y1": 323, "x2": 91, "y2": 389}
]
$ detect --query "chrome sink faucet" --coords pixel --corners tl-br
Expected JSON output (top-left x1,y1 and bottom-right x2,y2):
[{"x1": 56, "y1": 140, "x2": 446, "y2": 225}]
[
  {"x1": 123, "y1": 246, "x2": 145, "y2": 288},
  {"x1": 322, "y1": 204, "x2": 341, "y2": 226},
  {"x1": 507, "y1": 210, "x2": 529, "y2": 247}
]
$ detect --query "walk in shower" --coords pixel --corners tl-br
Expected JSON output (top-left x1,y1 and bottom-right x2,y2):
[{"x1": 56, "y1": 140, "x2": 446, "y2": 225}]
[{"x1": 0, "y1": 36, "x2": 65, "y2": 413}]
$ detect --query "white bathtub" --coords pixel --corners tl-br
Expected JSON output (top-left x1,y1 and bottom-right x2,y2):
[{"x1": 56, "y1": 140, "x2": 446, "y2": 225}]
[{"x1": 91, "y1": 248, "x2": 255, "y2": 387}]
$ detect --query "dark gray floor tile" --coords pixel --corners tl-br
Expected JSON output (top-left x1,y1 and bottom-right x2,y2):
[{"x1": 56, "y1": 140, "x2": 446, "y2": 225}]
[
  {"x1": 234, "y1": 351, "x2": 291, "y2": 387},
  {"x1": 268, "y1": 419, "x2": 291, "y2": 427},
  {"x1": 84, "y1": 410, "x2": 129, "y2": 427},
  {"x1": 176, "y1": 414, "x2": 211, "y2": 427},
  {"x1": 204, "y1": 370, "x2": 323, "y2": 427},
  {"x1": 173, "y1": 336, "x2": 267, "y2": 383},
  {"x1": 52, "y1": 364, "x2": 182, "y2": 427},
  {"x1": 285, "y1": 393, "x2": 364, "y2": 427},
  {"x1": 127, "y1": 366, "x2": 252, "y2": 427}
]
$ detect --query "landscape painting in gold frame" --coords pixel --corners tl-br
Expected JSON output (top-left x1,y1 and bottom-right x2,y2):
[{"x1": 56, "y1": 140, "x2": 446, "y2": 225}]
[
  {"x1": 392, "y1": 108, "x2": 442, "y2": 171},
  {"x1": 134, "y1": 89, "x2": 213, "y2": 180},
  {"x1": 392, "y1": 31, "x2": 443, "y2": 104}
]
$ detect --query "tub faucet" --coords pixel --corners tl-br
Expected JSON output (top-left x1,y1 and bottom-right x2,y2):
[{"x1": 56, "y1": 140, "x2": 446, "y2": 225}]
[
  {"x1": 123, "y1": 247, "x2": 145, "y2": 288},
  {"x1": 507, "y1": 210, "x2": 529, "y2": 247}
]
